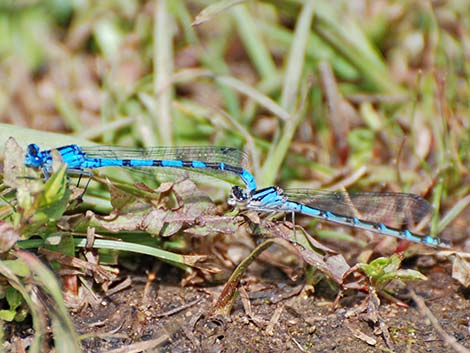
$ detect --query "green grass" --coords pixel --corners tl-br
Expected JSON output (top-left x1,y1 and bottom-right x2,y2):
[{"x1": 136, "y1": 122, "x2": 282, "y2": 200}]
[{"x1": 0, "y1": 0, "x2": 469, "y2": 350}]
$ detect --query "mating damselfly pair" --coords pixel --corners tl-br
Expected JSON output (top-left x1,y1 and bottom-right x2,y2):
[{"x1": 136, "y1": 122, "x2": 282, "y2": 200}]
[{"x1": 24, "y1": 143, "x2": 450, "y2": 249}]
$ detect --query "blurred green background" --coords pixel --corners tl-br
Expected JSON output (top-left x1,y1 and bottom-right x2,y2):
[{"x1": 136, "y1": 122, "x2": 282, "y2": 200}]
[{"x1": 1, "y1": 0, "x2": 469, "y2": 198}]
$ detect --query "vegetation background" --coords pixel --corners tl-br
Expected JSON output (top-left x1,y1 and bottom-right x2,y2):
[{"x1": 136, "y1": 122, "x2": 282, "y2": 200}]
[{"x1": 0, "y1": 1, "x2": 469, "y2": 352}]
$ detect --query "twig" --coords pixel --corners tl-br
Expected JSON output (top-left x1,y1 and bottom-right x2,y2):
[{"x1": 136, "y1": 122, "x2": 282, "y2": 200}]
[
  {"x1": 410, "y1": 290, "x2": 470, "y2": 353},
  {"x1": 156, "y1": 297, "x2": 203, "y2": 318},
  {"x1": 103, "y1": 335, "x2": 170, "y2": 353},
  {"x1": 106, "y1": 277, "x2": 132, "y2": 297},
  {"x1": 266, "y1": 305, "x2": 284, "y2": 336},
  {"x1": 142, "y1": 262, "x2": 161, "y2": 305},
  {"x1": 291, "y1": 337, "x2": 307, "y2": 352}
]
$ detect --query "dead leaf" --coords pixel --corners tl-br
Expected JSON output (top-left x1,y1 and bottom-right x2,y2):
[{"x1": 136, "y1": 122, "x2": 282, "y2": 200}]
[
  {"x1": 0, "y1": 221, "x2": 19, "y2": 253},
  {"x1": 452, "y1": 254, "x2": 470, "y2": 287}
]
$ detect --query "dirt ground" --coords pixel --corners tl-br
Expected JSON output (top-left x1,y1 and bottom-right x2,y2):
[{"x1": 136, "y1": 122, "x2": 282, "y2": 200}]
[{"x1": 70, "y1": 258, "x2": 467, "y2": 353}]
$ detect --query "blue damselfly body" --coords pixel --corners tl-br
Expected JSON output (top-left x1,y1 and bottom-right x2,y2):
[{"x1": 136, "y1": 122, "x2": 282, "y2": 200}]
[
  {"x1": 24, "y1": 144, "x2": 257, "y2": 196},
  {"x1": 229, "y1": 185, "x2": 450, "y2": 248}
]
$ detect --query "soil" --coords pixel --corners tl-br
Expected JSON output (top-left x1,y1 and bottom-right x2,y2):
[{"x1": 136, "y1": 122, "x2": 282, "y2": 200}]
[{"x1": 71, "y1": 260, "x2": 467, "y2": 353}]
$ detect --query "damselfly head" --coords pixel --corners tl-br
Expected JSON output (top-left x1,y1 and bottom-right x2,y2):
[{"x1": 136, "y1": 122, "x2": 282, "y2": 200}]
[
  {"x1": 24, "y1": 144, "x2": 43, "y2": 168},
  {"x1": 274, "y1": 185, "x2": 284, "y2": 195},
  {"x1": 228, "y1": 185, "x2": 249, "y2": 206}
]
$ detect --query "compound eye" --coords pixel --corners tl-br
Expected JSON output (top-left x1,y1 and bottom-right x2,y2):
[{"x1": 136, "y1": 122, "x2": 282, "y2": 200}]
[
  {"x1": 234, "y1": 186, "x2": 249, "y2": 201},
  {"x1": 26, "y1": 144, "x2": 40, "y2": 157}
]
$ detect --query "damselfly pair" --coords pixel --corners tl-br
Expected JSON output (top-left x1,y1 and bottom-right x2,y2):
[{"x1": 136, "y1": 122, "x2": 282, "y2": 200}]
[{"x1": 24, "y1": 143, "x2": 450, "y2": 248}]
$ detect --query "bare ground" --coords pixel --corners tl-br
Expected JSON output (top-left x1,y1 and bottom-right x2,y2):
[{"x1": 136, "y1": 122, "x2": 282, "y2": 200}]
[{"x1": 71, "y1": 260, "x2": 467, "y2": 353}]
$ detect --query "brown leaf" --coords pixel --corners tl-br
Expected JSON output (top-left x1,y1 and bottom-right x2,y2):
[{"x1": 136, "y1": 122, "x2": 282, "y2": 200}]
[
  {"x1": 0, "y1": 221, "x2": 19, "y2": 253},
  {"x1": 452, "y1": 254, "x2": 470, "y2": 288}
]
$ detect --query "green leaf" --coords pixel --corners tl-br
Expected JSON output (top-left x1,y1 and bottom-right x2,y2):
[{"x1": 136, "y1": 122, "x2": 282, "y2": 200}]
[
  {"x1": 14, "y1": 307, "x2": 29, "y2": 322},
  {"x1": 380, "y1": 269, "x2": 427, "y2": 284},
  {"x1": 57, "y1": 233, "x2": 75, "y2": 257},
  {"x1": 16, "y1": 251, "x2": 82, "y2": 352},
  {"x1": 18, "y1": 237, "x2": 204, "y2": 269},
  {"x1": 0, "y1": 257, "x2": 46, "y2": 350},
  {"x1": 6, "y1": 287, "x2": 23, "y2": 311},
  {"x1": 0, "y1": 309, "x2": 16, "y2": 322},
  {"x1": 358, "y1": 254, "x2": 426, "y2": 290},
  {"x1": 35, "y1": 163, "x2": 70, "y2": 221},
  {"x1": 193, "y1": 0, "x2": 245, "y2": 26},
  {"x1": 3, "y1": 259, "x2": 31, "y2": 277},
  {"x1": 358, "y1": 256, "x2": 391, "y2": 279}
]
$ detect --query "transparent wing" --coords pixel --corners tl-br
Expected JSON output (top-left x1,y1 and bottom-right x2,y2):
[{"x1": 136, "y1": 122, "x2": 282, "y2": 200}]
[
  {"x1": 81, "y1": 146, "x2": 248, "y2": 168},
  {"x1": 284, "y1": 189, "x2": 432, "y2": 228}
]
